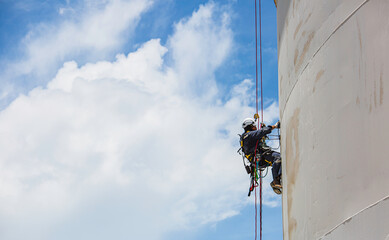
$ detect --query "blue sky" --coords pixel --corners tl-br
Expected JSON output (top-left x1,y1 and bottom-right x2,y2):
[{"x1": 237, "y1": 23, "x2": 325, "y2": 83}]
[{"x1": 0, "y1": 0, "x2": 282, "y2": 239}]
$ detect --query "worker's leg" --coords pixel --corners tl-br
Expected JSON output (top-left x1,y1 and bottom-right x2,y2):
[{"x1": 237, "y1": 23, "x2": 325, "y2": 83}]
[
  {"x1": 263, "y1": 151, "x2": 281, "y2": 180},
  {"x1": 271, "y1": 151, "x2": 282, "y2": 195},
  {"x1": 271, "y1": 151, "x2": 282, "y2": 180},
  {"x1": 263, "y1": 151, "x2": 282, "y2": 194}
]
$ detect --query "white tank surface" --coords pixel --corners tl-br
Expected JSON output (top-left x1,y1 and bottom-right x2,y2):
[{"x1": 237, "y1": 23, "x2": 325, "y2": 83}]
[{"x1": 277, "y1": 0, "x2": 389, "y2": 239}]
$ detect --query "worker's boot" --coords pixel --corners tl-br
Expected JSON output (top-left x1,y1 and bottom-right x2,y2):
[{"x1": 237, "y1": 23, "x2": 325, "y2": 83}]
[{"x1": 270, "y1": 176, "x2": 282, "y2": 195}]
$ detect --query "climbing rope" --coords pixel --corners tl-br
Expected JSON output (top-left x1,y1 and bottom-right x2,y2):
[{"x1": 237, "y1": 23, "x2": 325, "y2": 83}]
[
  {"x1": 253, "y1": 0, "x2": 263, "y2": 240},
  {"x1": 259, "y1": 0, "x2": 264, "y2": 238},
  {"x1": 253, "y1": 1, "x2": 259, "y2": 239},
  {"x1": 255, "y1": 0, "x2": 259, "y2": 118}
]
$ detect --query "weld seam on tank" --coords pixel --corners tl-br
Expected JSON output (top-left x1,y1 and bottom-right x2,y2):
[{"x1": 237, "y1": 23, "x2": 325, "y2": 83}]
[
  {"x1": 281, "y1": 0, "x2": 370, "y2": 118},
  {"x1": 299, "y1": 0, "x2": 370, "y2": 78},
  {"x1": 317, "y1": 194, "x2": 389, "y2": 240}
]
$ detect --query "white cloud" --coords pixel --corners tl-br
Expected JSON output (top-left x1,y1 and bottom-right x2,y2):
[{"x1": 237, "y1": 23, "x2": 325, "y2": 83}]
[
  {"x1": 22, "y1": 0, "x2": 152, "y2": 74},
  {"x1": 58, "y1": 7, "x2": 75, "y2": 15},
  {"x1": 168, "y1": 2, "x2": 233, "y2": 98},
  {"x1": 0, "y1": 2, "x2": 280, "y2": 240},
  {"x1": 1, "y1": 0, "x2": 153, "y2": 104}
]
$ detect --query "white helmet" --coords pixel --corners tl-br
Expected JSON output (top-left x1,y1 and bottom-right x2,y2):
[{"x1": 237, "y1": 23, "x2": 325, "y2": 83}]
[{"x1": 242, "y1": 118, "x2": 255, "y2": 129}]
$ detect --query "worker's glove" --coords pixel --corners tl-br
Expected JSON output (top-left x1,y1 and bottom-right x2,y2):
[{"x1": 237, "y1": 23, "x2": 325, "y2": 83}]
[
  {"x1": 274, "y1": 121, "x2": 281, "y2": 129},
  {"x1": 260, "y1": 122, "x2": 266, "y2": 128}
]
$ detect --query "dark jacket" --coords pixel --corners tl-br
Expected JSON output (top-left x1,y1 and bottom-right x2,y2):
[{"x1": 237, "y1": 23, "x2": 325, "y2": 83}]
[{"x1": 241, "y1": 126, "x2": 273, "y2": 155}]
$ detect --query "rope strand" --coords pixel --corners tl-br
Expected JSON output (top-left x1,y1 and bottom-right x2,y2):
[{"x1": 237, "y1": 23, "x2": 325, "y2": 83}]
[
  {"x1": 259, "y1": 0, "x2": 263, "y2": 238},
  {"x1": 255, "y1": 0, "x2": 259, "y2": 121},
  {"x1": 254, "y1": 1, "x2": 260, "y2": 239},
  {"x1": 259, "y1": 0, "x2": 264, "y2": 123},
  {"x1": 253, "y1": 0, "x2": 264, "y2": 240}
]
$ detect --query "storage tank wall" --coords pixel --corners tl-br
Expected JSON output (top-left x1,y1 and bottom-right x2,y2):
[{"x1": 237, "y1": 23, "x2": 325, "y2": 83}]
[{"x1": 277, "y1": 0, "x2": 389, "y2": 239}]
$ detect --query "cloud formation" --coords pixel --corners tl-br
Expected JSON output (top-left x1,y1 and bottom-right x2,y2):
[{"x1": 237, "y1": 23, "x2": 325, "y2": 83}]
[
  {"x1": 1, "y1": 0, "x2": 152, "y2": 106},
  {"x1": 0, "y1": 2, "x2": 280, "y2": 240}
]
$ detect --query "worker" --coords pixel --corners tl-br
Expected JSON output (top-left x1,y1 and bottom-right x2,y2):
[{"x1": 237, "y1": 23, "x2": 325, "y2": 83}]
[{"x1": 240, "y1": 117, "x2": 282, "y2": 194}]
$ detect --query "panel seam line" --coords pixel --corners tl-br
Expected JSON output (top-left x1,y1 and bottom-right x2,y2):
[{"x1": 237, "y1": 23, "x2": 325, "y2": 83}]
[{"x1": 317, "y1": 194, "x2": 389, "y2": 239}]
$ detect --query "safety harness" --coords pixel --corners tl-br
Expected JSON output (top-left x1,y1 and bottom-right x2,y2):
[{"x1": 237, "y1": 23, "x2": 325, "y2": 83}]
[{"x1": 238, "y1": 131, "x2": 273, "y2": 196}]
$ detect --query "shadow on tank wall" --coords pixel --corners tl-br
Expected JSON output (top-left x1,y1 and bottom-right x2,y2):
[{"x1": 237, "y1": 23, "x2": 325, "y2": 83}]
[{"x1": 277, "y1": 0, "x2": 292, "y2": 48}]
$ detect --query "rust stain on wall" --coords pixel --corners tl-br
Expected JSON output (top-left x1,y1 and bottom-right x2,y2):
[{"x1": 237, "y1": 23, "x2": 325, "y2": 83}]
[
  {"x1": 304, "y1": 12, "x2": 312, "y2": 24},
  {"x1": 369, "y1": 93, "x2": 372, "y2": 113},
  {"x1": 286, "y1": 108, "x2": 301, "y2": 239},
  {"x1": 295, "y1": 32, "x2": 315, "y2": 74},
  {"x1": 368, "y1": 70, "x2": 384, "y2": 111},
  {"x1": 294, "y1": 20, "x2": 303, "y2": 40},
  {"x1": 374, "y1": 80, "x2": 377, "y2": 108},
  {"x1": 313, "y1": 70, "x2": 325, "y2": 93},
  {"x1": 293, "y1": 0, "x2": 296, "y2": 16},
  {"x1": 289, "y1": 218, "x2": 297, "y2": 238},
  {"x1": 380, "y1": 70, "x2": 384, "y2": 106},
  {"x1": 280, "y1": 75, "x2": 284, "y2": 96},
  {"x1": 293, "y1": 0, "x2": 301, "y2": 11},
  {"x1": 294, "y1": 48, "x2": 299, "y2": 67},
  {"x1": 357, "y1": 20, "x2": 362, "y2": 51}
]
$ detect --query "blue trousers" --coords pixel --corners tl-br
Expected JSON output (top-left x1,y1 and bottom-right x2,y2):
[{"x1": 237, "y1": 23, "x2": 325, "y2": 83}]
[{"x1": 259, "y1": 151, "x2": 282, "y2": 180}]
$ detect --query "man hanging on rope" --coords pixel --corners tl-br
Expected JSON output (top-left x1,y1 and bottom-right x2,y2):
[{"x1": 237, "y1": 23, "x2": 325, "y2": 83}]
[{"x1": 240, "y1": 116, "x2": 282, "y2": 194}]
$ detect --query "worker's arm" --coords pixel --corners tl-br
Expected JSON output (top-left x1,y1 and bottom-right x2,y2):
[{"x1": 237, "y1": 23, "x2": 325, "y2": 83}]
[
  {"x1": 250, "y1": 121, "x2": 280, "y2": 139},
  {"x1": 249, "y1": 126, "x2": 272, "y2": 139}
]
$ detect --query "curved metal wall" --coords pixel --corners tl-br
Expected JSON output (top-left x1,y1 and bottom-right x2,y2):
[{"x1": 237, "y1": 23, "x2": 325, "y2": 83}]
[{"x1": 277, "y1": 0, "x2": 389, "y2": 239}]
